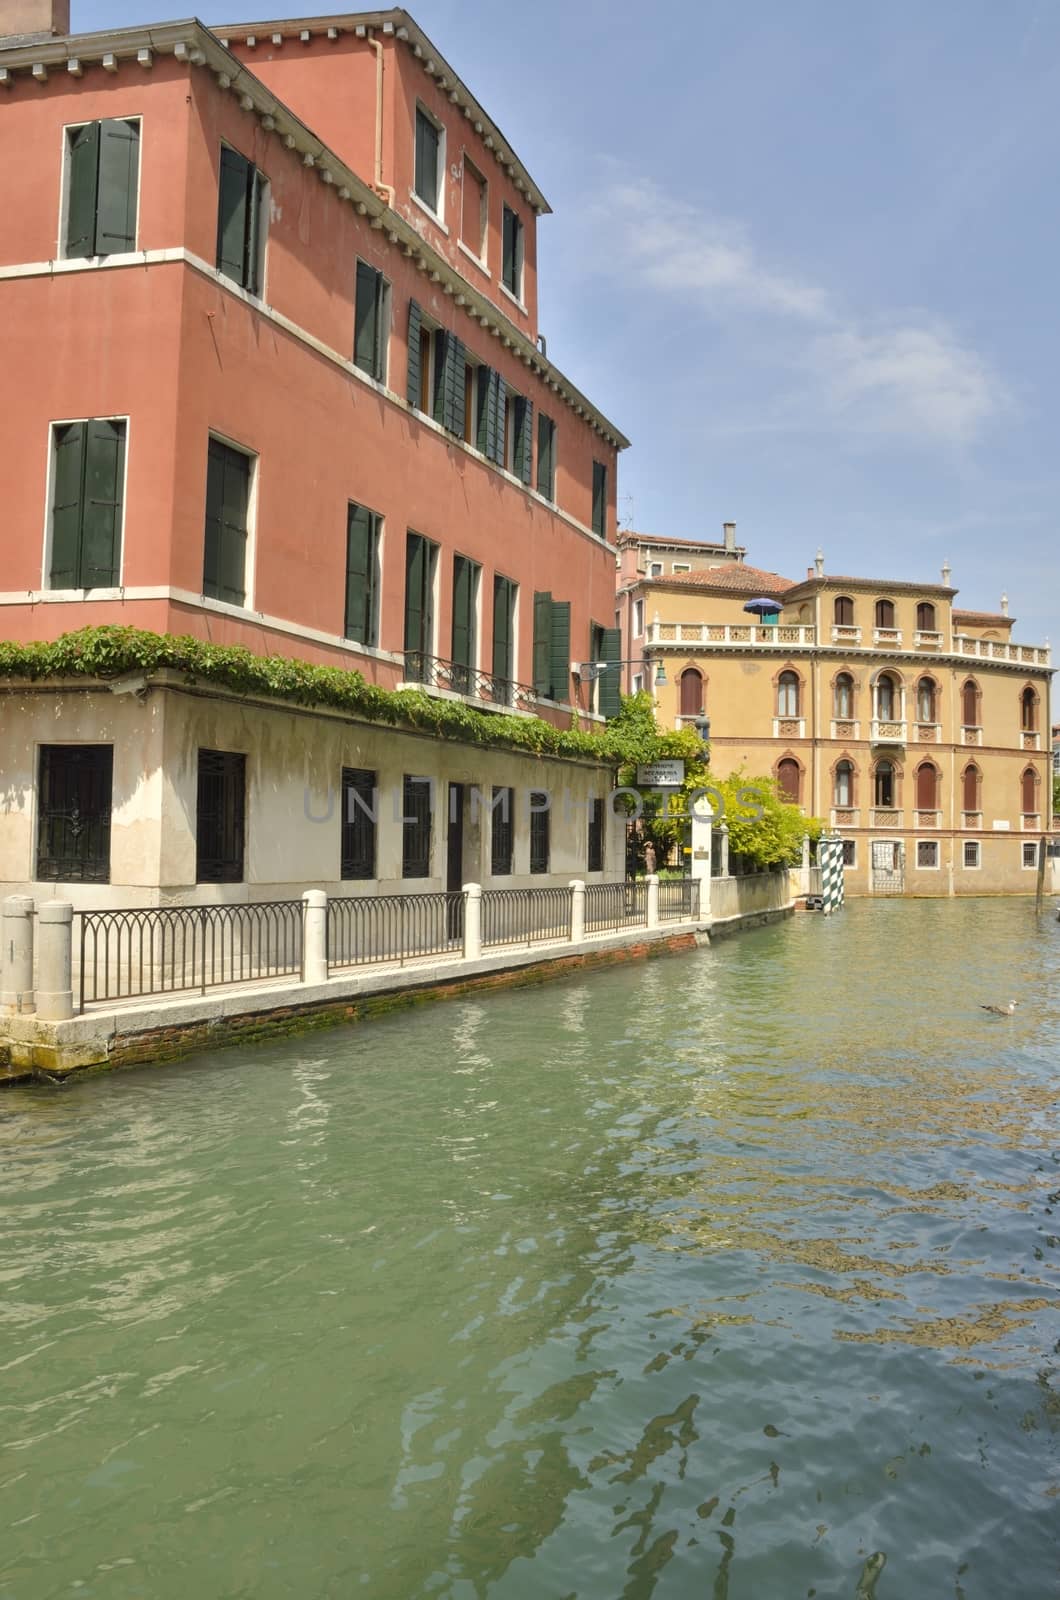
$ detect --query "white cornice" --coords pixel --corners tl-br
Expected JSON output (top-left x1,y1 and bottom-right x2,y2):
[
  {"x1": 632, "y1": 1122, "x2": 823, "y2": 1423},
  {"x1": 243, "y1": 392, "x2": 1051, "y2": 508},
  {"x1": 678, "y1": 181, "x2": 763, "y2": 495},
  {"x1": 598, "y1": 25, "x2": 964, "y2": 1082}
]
[{"x1": 0, "y1": 17, "x2": 628, "y2": 448}]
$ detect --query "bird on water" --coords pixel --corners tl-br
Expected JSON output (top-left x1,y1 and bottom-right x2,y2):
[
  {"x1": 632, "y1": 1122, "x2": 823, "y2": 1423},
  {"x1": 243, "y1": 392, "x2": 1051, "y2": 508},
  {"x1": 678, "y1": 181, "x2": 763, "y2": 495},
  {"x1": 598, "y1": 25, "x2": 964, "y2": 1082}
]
[{"x1": 981, "y1": 1000, "x2": 1018, "y2": 1017}]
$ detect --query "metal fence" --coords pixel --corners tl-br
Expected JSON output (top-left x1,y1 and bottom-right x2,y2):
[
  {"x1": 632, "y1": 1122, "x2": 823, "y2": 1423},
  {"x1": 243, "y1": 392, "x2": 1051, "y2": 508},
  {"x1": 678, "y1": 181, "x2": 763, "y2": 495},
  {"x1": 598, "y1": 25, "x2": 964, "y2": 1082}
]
[
  {"x1": 658, "y1": 878, "x2": 701, "y2": 921},
  {"x1": 481, "y1": 886, "x2": 573, "y2": 948},
  {"x1": 78, "y1": 900, "x2": 304, "y2": 1009},
  {"x1": 584, "y1": 880, "x2": 648, "y2": 934},
  {"x1": 327, "y1": 892, "x2": 463, "y2": 971}
]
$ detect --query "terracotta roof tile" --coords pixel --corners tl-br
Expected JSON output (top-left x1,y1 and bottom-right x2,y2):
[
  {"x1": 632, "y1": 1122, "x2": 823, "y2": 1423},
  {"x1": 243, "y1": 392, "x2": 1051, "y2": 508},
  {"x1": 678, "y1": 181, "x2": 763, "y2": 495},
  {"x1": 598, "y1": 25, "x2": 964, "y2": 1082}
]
[
  {"x1": 653, "y1": 563, "x2": 794, "y2": 595},
  {"x1": 619, "y1": 530, "x2": 741, "y2": 552},
  {"x1": 952, "y1": 609, "x2": 1014, "y2": 625}
]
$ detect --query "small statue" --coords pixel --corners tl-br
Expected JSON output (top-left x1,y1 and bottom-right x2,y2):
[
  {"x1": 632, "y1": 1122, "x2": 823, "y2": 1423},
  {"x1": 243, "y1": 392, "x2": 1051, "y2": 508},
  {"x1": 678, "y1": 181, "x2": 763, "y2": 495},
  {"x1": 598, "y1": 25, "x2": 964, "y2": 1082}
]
[{"x1": 644, "y1": 841, "x2": 657, "y2": 876}]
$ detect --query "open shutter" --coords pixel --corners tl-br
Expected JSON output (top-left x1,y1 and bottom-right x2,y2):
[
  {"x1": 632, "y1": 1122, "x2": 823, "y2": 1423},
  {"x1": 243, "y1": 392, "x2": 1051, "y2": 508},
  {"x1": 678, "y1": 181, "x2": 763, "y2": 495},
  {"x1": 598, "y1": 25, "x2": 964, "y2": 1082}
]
[
  {"x1": 492, "y1": 373, "x2": 507, "y2": 465},
  {"x1": 407, "y1": 300, "x2": 423, "y2": 407},
  {"x1": 516, "y1": 396, "x2": 533, "y2": 484},
  {"x1": 492, "y1": 578, "x2": 512, "y2": 684},
  {"x1": 219, "y1": 446, "x2": 249, "y2": 605},
  {"x1": 452, "y1": 557, "x2": 472, "y2": 668},
  {"x1": 80, "y1": 420, "x2": 125, "y2": 586},
  {"x1": 95, "y1": 119, "x2": 139, "y2": 254},
  {"x1": 597, "y1": 628, "x2": 622, "y2": 719},
  {"x1": 345, "y1": 504, "x2": 372, "y2": 642},
  {"x1": 217, "y1": 146, "x2": 250, "y2": 284},
  {"x1": 533, "y1": 591, "x2": 552, "y2": 697},
  {"x1": 448, "y1": 336, "x2": 466, "y2": 436},
  {"x1": 354, "y1": 263, "x2": 379, "y2": 376},
  {"x1": 404, "y1": 534, "x2": 425, "y2": 653},
  {"x1": 49, "y1": 423, "x2": 86, "y2": 588},
  {"x1": 536, "y1": 413, "x2": 553, "y2": 497},
  {"x1": 549, "y1": 601, "x2": 571, "y2": 705},
  {"x1": 65, "y1": 122, "x2": 100, "y2": 258},
  {"x1": 203, "y1": 439, "x2": 224, "y2": 597},
  {"x1": 245, "y1": 170, "x2": 266, "y2": 297}
]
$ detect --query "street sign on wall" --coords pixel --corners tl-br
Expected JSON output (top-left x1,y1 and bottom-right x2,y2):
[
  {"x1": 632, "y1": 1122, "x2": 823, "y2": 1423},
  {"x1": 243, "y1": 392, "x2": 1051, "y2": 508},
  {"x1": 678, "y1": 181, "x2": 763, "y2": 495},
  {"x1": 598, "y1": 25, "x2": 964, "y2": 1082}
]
[{"x1": 636, "y1": 760, "x2": 685, "y2": 787}]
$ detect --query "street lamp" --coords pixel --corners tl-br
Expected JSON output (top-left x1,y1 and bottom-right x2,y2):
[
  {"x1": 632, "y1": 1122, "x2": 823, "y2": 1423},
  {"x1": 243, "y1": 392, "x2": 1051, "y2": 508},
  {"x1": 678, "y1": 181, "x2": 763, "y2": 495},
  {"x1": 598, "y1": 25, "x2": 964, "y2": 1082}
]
[{"x1": 572, "y1": 657, "x2": 668, "y2": 688}]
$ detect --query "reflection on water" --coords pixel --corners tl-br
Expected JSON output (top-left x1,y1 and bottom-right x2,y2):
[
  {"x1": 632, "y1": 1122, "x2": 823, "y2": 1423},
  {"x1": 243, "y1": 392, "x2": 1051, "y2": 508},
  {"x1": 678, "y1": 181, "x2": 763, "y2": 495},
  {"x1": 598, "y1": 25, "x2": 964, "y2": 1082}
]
[{"x1": 1, "y1": 900, "x2": 1058, "y2": 1599}]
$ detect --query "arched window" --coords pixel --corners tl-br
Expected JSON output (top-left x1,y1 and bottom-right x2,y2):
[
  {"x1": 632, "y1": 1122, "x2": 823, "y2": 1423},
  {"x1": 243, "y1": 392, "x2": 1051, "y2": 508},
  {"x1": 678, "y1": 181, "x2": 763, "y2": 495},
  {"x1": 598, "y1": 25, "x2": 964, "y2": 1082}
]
[
  {"x1": 962, "y1": 763, "x2": 981, "y2": 813},
  {"x1": 679, "y1": 667, "x2": 704, "y2": 717},
  {"x1": 833, "y1": 672, "x2": 854, "y2": 719},
  {"x1": 874, "y1": 760, "x2": 895, "y2": 808},
  {"x1": 916, "y1": 601, "x2": 937, "y2": 631},
  {"x1": 875, "y1": 672, "x2": 897, "y2": 721},
  {"x1": 916, "y1": 677, "x2": 937, "y2": 723},
  {"x1": 777, "y1": 758, "x2": 801, "y2": 803},
  {"x1": 834, "y1": 596, "x2": 854, "y2": 626},
  {"x1": 1021, "y1": 767, "x2": 1038, "y2": 815},
  {"x1": 834, "y1": 759, "x2": 854, "y2": 807},
  {"x1": 961, "y1": 678, "x2": 979, "y2": 727},
  {"x1": 1020, "y1": 686, "x2": 1038, "y2": 732},
  {"x1": 875, "y1": 598, "x2": 896, "y2": 629},
  {"x1": 915, "y1": 762, "x2": 939, "y2": 810},
  {"x1": 777, "y1": 671, "x2": 800, "y2": 717}
]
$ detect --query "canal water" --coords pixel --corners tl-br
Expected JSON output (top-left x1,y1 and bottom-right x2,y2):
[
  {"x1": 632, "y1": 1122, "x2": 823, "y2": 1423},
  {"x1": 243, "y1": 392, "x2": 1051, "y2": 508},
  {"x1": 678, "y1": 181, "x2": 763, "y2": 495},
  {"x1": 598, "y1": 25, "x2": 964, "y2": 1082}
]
[{"x1": 2, "y1": 901, "x2": 1058, "y2": 1599}]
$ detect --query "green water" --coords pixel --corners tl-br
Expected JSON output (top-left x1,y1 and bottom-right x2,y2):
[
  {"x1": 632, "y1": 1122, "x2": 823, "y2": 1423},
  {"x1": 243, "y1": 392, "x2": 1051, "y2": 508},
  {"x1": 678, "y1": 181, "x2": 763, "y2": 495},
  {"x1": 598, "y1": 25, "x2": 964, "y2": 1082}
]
[{"x1": 2, "y1": 901, "x2": 1059, "y2": 1599}]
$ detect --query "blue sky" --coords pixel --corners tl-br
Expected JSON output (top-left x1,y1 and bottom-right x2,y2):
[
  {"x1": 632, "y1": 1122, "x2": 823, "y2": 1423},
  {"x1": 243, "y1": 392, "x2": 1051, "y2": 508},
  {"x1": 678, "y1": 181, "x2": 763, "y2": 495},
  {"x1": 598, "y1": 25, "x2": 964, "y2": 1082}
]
[{"x1": 74, "y1": 1, "x2": 1060, "y2": 644}]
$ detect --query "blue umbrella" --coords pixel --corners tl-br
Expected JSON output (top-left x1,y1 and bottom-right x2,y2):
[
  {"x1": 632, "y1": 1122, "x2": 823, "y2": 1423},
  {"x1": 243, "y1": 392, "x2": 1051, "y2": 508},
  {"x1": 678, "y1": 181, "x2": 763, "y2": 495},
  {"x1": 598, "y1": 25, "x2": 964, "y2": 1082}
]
[{"x1": 743, "y1": 597, "x2": 781, "y2": 614}]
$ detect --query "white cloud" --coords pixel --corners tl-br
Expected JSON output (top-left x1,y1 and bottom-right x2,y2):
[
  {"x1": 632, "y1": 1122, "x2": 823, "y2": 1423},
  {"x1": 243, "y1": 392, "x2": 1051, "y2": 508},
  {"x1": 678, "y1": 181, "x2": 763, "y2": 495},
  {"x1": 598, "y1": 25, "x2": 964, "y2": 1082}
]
[{"x1": 591, "y1": 177, "x2": 1008, "y2": 446}]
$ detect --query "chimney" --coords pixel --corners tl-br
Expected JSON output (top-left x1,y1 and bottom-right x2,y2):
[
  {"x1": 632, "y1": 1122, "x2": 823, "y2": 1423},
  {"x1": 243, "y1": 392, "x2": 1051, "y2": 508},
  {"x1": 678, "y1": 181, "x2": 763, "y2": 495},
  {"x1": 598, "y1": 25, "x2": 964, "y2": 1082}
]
[
  {"x1": 814, "y1": 548, "x2": 824, "y2": 578},
  {"x1": 0, "y1": 0, "x2": 68, "y2": 38},
  {"x1": 941, "y1": 559, "x2": 952, "y2": 587},
  {"x1": 722, "y1": 521, "x2": 736, "y2": 553},
  {"x1": 806, "y1": 566, "x2": 814, "y2": 581}
]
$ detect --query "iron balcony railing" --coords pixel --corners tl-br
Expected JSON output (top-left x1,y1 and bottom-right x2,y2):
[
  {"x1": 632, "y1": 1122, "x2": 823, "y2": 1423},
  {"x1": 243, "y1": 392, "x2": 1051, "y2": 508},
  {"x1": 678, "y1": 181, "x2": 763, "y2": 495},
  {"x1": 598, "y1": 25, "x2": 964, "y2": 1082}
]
[
  {"x1": 78, "y1": 900, "x2": 305, "y2": 1009},
  {"x1": 327, "y1": 892, "x2": 463, "y2": 971},
  {"x1": 403, "y1": 650, "x2": 537, "y2": 711},
  {"x1": 480, "y1": 886, "x2": 573, "y2": 948},
  {"x1": 657, "y1": 878, "x2": 701, "y2": 921},
  {"x1": 584, "y1": 880, "x2": 649, "y2": 934}
]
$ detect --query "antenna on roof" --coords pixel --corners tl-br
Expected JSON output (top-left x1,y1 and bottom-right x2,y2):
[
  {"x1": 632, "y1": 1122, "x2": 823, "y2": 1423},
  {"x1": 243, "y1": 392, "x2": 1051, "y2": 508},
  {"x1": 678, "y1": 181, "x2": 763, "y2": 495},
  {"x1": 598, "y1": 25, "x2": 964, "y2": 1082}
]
[{"x1": 618, "y1": 494, "x2": 634, "y2": 531}]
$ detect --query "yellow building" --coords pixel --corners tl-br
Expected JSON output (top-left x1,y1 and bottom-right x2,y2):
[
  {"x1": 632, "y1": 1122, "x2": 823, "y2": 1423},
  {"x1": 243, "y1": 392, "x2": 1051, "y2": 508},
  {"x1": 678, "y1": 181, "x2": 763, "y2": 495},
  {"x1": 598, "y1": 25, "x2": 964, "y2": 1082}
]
[{"x1": 618, "y1": 540, "x2": 1054, "y2": 895}]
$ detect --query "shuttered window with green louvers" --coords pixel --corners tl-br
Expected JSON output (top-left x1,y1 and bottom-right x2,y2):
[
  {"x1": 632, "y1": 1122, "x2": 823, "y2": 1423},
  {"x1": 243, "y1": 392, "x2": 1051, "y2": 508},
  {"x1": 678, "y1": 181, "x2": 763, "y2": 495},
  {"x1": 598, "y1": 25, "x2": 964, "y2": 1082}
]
[
  {"x1": 404, "y1": 532, "x2": 437, "y2": 666},
  {"x1": 592, "y1": 459, "x2": 608, "y2": 538},
  {"x1": 344, "y1": 503, "x2": 381, "y2": 646},
  {"x1": 536, "y1": 412, "x2": 556, "y2": 499},
  {"x1": 491, "y1": 576, "x2": 516, "y2": 702},
  {"x1": 202, "y1": 438, "x2": 251, "y2": 606},
  {"x1": 451, "y1": 556, "x2": 479, "y2": 691},
  {"x1": 597, "y1": 628, "x2": 623, "y2": 719},
  {"x1": 432, "y1": 331, "x2": 467, "y2": 435},
  {"x1": 531, "y1": 593, "x2": 573, "y2": 702},
  {"x1": 354, "y1": 262, "x2": 389, "y2": 381},
  {"x1": 475, "y1": 367, "x2": 506, "y2": 464},
  {"x1": 407, "y1": 300, "x2": 424, "y2": 406},
  {"x1": 511, "y1": 394, "x2": 533, "y2": 485},
  {"x1": 49, "y1": 419, "x2": 126, "y2": 589},
  {"x1": 64, "y1": 119, "x2": 140, "y2": 258},
  {"x1": 216, "y1": 145, "x2": 268, "y2": 295}
]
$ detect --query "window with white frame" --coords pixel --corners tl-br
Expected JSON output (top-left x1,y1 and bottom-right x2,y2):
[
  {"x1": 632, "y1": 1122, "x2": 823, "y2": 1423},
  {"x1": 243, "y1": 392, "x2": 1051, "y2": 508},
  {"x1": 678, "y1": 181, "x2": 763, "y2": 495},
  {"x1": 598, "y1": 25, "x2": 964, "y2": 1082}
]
[
  {"x1": 414, "y1": 105, "x2": 444, "y2": 218},
  {"x1": 672, "y1": 562, "x2": 691, "y2": 573},
  {"x1": 917, "y1": 840, "x2": 939, "y2": 869},
  {"x1": 1023, "y1": 841, "x2": 1039, "y2": 869},
  {"x1": 460, "y1": 157, "x2": 487, "y2": 259},
  {"x1": 203, "y1": 436, "x2": 254, "y2": 607},
  {"x1": 633, "y1": 598, "x2": 644, "y2": 637},
  {"x1": 63, "y1": 117, "x2": 140, "y2": 258},
  {"x1": 48, "y1": 418, "x2": 126, "y2": 589},
  {"x1": 841, "y1": 839, "x2": 856, "y2": 868},
  {"x1": 501, "y1": 205, "x2": 524, "y2": 300},
  {"x1": 648, "y1": 561, "x2": 663, "y2": 577},
  {"x1": 963, "y1": 840, "x2": 981, "y2": 869}
]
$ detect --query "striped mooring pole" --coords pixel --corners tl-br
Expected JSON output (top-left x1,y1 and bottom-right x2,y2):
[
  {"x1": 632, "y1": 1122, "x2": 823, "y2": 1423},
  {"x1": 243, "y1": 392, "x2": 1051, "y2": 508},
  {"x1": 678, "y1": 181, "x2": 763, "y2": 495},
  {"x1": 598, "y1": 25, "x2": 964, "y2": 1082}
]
[{"x1": 820, "y1": 834, "x2": 845, "y2": 915}]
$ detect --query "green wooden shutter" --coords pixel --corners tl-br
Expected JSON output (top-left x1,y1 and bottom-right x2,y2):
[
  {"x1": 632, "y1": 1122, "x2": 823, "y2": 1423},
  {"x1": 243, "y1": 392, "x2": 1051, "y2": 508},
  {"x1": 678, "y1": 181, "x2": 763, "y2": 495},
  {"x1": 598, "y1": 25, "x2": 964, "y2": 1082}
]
[
  {"x1": 354, "y1": 263, "x2": 379, "y2": 377},
  {"x1": 245, "y1": 170, "x2": 265, "y2": 296},
  {"x1": 203, "y1": 439, "x2": 224, "y2": 597},
  {"x1": 477, "y1": 366, "x2": 497, "y2": 457},
  {"x1": 493, "y1": 374, "x2": 507, "y2": 465},
  {"x1": 95, "y1": 119, "x2": 139, "y2": 254},
  {"x1": 533, "y1": 591, "x2": 552, "y2": 697},
  {"x1": 219, "y1": 446, "x2": 249, "y2": 604},
  {"x1": 592, "y1": 461, "x2": 608, "y2": 537},
  {"x1": 598, "y1": 627, "x2": 622, "y2": 719},
  {"x1": 452, "y1": 556, "x2": 474, "y2": 670},
  {"x1": 536, "y1": 413, "x2": 554, "y2": 498},
  {"x1": 432, "y1": 330, "x2": 450, "y2": 426},
  {"x1": 404, "y1": 533, "x2": 425, "y2": 653},
  {"x1": 549, "y1": 601, "x2": 571, "y2": 705},
  {"x1": 345, "y1": 503, "x2": 373, "y2": 643},
  {"x1": 492, "y1": 577, "x2": 513, "y2": 685},
  {"x1": 448, "y1": 336, "x2": 467, "y2": 436},
  {"x1": 407, "y1": 300, "x2": 423, "y2": 407},
  {"x1": 514, "y1": 396, "x2": 533, "y2": 484},
  {"x1": 80, "y1": 420, "x2": 125, "y2": 586},
  {"x1": 217, "y1": 146, "x2": 250, "y2": 284},
  {"x1": 65, "y1": 122, "x2": 100, "y2": 258},
  {"x1": 49, "y1": 423, "x2": 86, "y2": 588}
]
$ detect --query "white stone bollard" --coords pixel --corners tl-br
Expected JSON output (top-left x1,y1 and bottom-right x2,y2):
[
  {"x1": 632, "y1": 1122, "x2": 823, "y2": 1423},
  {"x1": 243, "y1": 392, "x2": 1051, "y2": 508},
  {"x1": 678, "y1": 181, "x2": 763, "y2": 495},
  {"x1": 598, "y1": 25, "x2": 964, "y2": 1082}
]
[
  {"x1": 646, "y1": 872, "x2": 660, "y2": 928},
  {"x1": 302, "y1": 890, "x2": 328, "y2": 985},
  {"x1": 569, "y1": 879, "x2": 586, "y2": 943},
  {"x1": 718, "y1": 822, "x2": 730, "y2": 878},
  {"x1": 462, "y1": 883, "x2": 482, "y2": 960},
  {"x1": 37, "y1": 901, "x2": 74, "y2": 1021},
  {"x1": 1, "y1": 895, "x2": 36, "y2": 1014}
]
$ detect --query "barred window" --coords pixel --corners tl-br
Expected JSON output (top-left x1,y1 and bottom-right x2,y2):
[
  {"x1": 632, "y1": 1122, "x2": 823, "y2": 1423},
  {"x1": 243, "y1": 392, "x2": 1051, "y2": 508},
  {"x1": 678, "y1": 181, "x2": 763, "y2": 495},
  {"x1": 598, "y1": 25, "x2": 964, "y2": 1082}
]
[
  {"x1": 490, "y1": 786, "x2": 514, "y2": 876},
  {"x1": 196, "y1": 750, "x2": 246, "y2": 884},
  {"x1": 36, "y1": 745, "x2": 113, "y2": 883},
  {"x1": 402, "y1": 776, "x2": 432, "y2": 879},
  {"x1": 529, "y1": 792, "x2": 550, "y2": 874},
  {"x1": 341, "y1": 768, "x2": 376, "y2": 880},
  {"x1": 587, "y1": 798, "x2": 604, "y2": 872}
]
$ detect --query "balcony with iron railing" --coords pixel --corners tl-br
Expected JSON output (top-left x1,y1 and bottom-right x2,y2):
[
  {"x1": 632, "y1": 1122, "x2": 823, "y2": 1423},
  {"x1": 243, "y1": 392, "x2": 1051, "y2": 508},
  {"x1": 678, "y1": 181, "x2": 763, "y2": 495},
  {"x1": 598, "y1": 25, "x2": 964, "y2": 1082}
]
[{"x1": 402, "y1": 651, "x2": 537, "y2": 712}]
